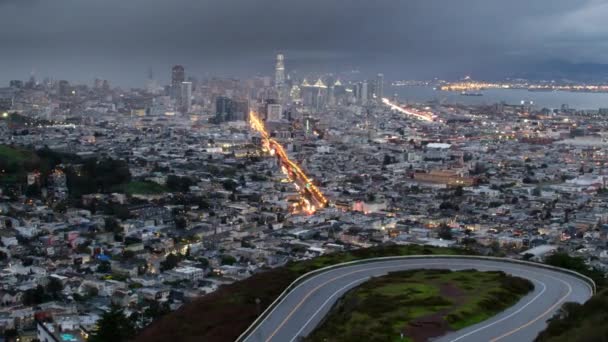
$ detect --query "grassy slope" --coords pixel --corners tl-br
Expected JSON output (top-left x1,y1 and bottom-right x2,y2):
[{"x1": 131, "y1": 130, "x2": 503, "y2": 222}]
[
  {"x1": 0, "y1": 145, "x2": 33, "y2": 162},
  {"x1": 0, "y1": 145, "x2": 39, "y2": 184},
  {"x1": 305, "y1": 269, "x2": 533, "y2": 342},
  {"x1": 136, "y1": 245, "x2": 474, "y2": 342},
  {"x1": 533, "y1": 253, "x2": 607, "y2": 342},
  {"x1": 535, "y1": 290, "x2": 608, "y2": 342}
]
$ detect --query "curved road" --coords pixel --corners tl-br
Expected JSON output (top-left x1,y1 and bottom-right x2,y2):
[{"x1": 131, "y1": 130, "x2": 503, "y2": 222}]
[{"x1": 242, "y1": 258, "x2": 593, "y2": 342}]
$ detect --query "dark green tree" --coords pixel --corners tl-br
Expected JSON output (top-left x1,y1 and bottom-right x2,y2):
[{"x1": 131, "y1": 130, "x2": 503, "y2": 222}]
[
  {"x1": 97, "y1": 261, "x2": 111, "y2": 273},
  {"x1": 220, "y1": 254, "x2": 237, "y2": 265},
  {"x1": 160, "y1": 253, "x2": 181, "y2": 271},
  {"x1": 143, "y1": 300, "x2": 171, "y2": 322},
  {"x1": 104, "y1": 217, "x2": 122, "y2": 233},
  {"x1": 22, "y1": 285, "x2": 48, "y2": 306},
  {"x1": 437, "y1": 224, "x2": 453, "y2": 240},
  {"x1": 89, "y1": 305, "x2": 136, "y2": 342},
  {"x1": 46, "y1": 277, "x2": 64, "y2": 299}
]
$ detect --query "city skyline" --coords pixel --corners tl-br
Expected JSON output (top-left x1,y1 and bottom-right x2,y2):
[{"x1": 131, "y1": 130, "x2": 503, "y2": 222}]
[
  {"x1": 2, "y1": 1, "x2": 608, "y2": 86},
  {"x1": 1, "y1": 2, "x2": 607, "y2": 342}
]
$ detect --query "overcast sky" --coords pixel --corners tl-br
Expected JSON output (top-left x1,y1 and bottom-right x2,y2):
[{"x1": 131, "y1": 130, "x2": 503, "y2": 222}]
[{"x1": 0, "y1": 0, "x2": 607, "y2": 86}]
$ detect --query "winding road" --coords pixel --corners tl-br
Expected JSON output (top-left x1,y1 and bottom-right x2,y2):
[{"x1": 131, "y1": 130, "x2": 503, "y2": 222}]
[{"x1": 240, "y1": 257, "x2": 593, "y2": 342}]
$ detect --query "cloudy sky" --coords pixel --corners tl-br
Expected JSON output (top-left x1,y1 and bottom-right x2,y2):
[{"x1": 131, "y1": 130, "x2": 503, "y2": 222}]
[{"x1": 0, "y1": 0, "x2": 606, "y2": 86}]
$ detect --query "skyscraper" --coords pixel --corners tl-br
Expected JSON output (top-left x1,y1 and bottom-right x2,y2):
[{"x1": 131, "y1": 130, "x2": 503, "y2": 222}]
[
  {"x1": 275, "y1": 54, "x2": 285, "y2": 88},
  {"x1": 266, "y1": 103, "x2": 282, "y2": 122},
  {"x1": 214, "y1": 97, "x2": 248, "y2": 122},
  {"x1": 360, "y1": 81, "x2": 368, "y2": 105},
  {"x1": 171, "y1": 65, "x2": 185, "y2": 100},
  {"x1": 376, "y1": 73, "x2": 384, "y2": 102},
  {"x1": 58, "y1": 80, "x2": 71, "y2": 97},
  {"x1": 180, "y1": 82, "x2": 192, "y2": 113}
]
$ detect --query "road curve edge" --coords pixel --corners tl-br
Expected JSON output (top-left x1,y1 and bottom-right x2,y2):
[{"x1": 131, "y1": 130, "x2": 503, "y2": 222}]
[{"x1": 235, "y1": 254, "x2": 596, "y2": 342}]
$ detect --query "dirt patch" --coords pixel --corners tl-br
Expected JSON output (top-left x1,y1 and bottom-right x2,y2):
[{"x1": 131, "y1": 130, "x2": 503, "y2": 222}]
[
  {"x1": 405, "y1": 311, "x2": 451, "y2": 342},
  {"x1": 439, "y1": 283, "x2": 467, "y2": 305},
  {"x1": 403, "y1": 283, "x2": 468, "y2": 342}
]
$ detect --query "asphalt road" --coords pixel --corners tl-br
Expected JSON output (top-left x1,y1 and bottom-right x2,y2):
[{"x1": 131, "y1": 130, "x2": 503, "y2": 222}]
[{"x1": 242, "y1": 258, "x2": 593, "y2": 342}]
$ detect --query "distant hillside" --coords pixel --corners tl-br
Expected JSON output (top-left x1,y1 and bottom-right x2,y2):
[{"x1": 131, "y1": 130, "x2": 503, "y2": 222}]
[{"x1": 514, "y1": 60, "x2": 608, "y2": 83}]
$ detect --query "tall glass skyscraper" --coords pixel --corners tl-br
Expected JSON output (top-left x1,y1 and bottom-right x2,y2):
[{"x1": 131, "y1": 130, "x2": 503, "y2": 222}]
[
  {"x1": 275, "y1": 54, "x2": 285, "y2": 88},
  {"x1": 171, "y1": 65, "x2": 185, "y2": 101}
]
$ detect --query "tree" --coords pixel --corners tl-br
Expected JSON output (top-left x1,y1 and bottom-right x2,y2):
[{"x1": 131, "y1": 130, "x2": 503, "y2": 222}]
[
  {"x1": 46, "y1": 277, "x2": 64, "y2": 300},
  {"x1": 104, "y1": 217, "x2": 122, "y2": 233},
  {"x1": 143, "y1": 300, "x2": 171, "y2": 322},
  {"x1": 382, "y1": 154, "x2": 393, "y2": 165},
  {"x1": 174, "y1": 216, "x2": 187, "y2": 230},
  {"x1": 160, "y1": 253, "x2": 181, "y2": 271},
  {"x1": 198, "y1": 257, "x2": 210, "y2": 269},
  {"x1": 22, "y1": 285, "x2": 47, "y2": 306},
  {"x1": 121, "y1": 250, "x2": 136, "y2": 260},
  {"x1": 89, "y1": 305, "x2": 136, "y2": 342},
  {"x1": 4, "y1": 328, "x2": 18, "y2": 341},
  {"x1": 437, "y1": 224, "x2": 453, "y2": 240},
  {"x1": 66, "y1": 158, "x2": 131, "y2": 196},
  {"x1": 439, "y1": 201, "x2": 459, "y2": 211},
  {"x1": 166, "y1": 175, "x2": 194, "y2": 192},
  {"x1": 220, "y1": 254, "x2": 237, "y2": 265},
  {"x1": 25, "y1": 184, "x2": 41, "y2": 197},
  {"x1": 453, "y1": 186, "x2": 464, "y2": 197},
  {"x1": 97, "y1": 261, "x2": 111, "y2": 273},
  {"x1": 222, "y1": 179, "x2": 238, "y2": 192}
]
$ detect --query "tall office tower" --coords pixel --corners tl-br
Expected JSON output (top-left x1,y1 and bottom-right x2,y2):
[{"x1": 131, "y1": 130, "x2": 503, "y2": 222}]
[
  {"x1": 171, "y1": 65, "x2": 185, "y2": 100},
  {"x1": 266, "y1": 103, "x2": 282, "y2": 122},
  {"x1": 234, "y1": 100, "x2": 250, "y2": 121},
  {"x1": 94, "y1": 78, "x2": 104, "y2": 90},
  {"x1": 9, "y1": 80, "x2": 23, "y2": 89},
  {"x1": 58, "y1": 80, "x2": 71, "y2": 96},
  {"x1": 352, "y1": 82, "x2": 361, "y2": 100},
  {"x1": 262, "y1": 99, "x2": 277, "y2": 121},
  {"x1": 275, "y1": 54, "x2": 285, "y2": 88},
  {"x1": 215, "y1": 96, "x2": 234, "y2": 122},
  {"x1": 328, "y1": 85, "x2": 335, "y2": 106},
  {"x1": 360, "y1": 81, "x2": 368, "y2": 105},
  {"x1": 376, "y1": 73, "x2": 384, "y2": 102},
  {"x1": 180, "y1": 82, "x2": 192, "y2": 113}
]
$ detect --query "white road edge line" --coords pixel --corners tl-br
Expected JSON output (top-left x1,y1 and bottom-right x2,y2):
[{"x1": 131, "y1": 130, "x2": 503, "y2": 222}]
[
  {"x1": 289, "y1": 277, "x2": 370, "y2": 342},
  {"x1": 446, "y1": 279, "x2": 547, "y2": 342},
  {"x1": 251, "y1": 260, "x2": 587, "y2": 342}
]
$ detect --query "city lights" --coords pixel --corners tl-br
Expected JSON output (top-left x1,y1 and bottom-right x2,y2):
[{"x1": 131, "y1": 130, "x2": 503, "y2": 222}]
[{"x1": 249, "y1": 110, "x2": 328, "y2": 214}]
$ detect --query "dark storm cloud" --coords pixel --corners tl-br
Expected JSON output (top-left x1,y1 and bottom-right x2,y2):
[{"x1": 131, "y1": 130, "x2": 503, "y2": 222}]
[{"x1": 0, "y1": 0, "x2": 604, "y2": 85}]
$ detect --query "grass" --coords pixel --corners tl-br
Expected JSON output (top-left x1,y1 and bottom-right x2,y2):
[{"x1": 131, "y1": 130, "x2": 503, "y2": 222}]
[
  {"x1": 0, "y1": 145, "x2": 33, "y2": 163},
  {"x1": 0, "y1": 145, "x2": 39, "y2": 184},
  {"x1": 136, "y1": 245, "x2": 475, "y2": 342},
  {"x1": 305, "y1": 269, "x2": 533, "y2": 342},
  {"x1": 120, "y1": 181, "x2": 167, "y2": 195}
]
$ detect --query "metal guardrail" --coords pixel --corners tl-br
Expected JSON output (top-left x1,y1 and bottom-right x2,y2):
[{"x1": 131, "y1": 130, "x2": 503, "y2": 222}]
[{"x1": 235, "y1": 255, "x2": 596, "y2": 342}]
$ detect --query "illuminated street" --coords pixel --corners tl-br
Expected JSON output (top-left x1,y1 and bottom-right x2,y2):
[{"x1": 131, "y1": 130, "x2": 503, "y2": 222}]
[
  {"x1": 382, "y1": 98, "x2": 437, "y2": 122},
  {"x1": 249, "y1": 110, "x2": 329, "y2": 214}
]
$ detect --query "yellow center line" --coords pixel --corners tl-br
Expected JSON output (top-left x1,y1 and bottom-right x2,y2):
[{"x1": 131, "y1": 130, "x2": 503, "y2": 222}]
[
  {"x1": 264, "y1": 268, "x2": 365, "y2": 341},
  {"x1": 261, "y1": 263, "x2": 584, "y2": 342},
  {"x1": 489, "y1": 276, "x2": 573, "y2": 342},
  {"x1": 265, "y1": 262, "x2": 456, "y2": 341}
]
